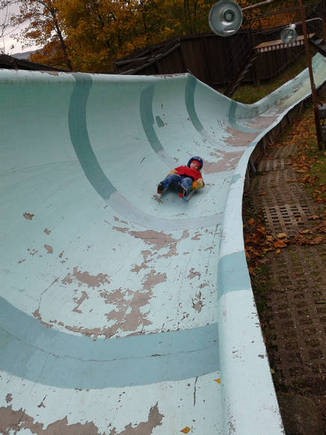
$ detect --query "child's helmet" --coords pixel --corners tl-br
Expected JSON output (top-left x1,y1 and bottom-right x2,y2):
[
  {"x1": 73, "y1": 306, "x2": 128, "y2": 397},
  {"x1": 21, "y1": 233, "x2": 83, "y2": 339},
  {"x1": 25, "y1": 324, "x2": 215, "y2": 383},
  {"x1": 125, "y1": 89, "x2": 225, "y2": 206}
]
[{"x1": 187, "y1": 156, "x2": 203, "y2": 169}]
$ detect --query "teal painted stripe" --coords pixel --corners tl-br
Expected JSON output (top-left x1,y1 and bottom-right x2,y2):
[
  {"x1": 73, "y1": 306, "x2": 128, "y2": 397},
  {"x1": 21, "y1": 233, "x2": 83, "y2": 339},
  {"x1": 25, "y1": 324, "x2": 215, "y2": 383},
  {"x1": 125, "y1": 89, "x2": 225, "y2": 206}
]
[
  {"x1": 218, "y1": 251, "x2": 251, "y2": 296},
  {"x1": 228, "y1": 100, "x2": 260, "y2": 133},
  {"x1": 69, "y1": 73, "x2": 115, "y2": 200},
  {"x1": 186, "y1": 77, "x2": 258, "y2": 135},
  {"x1": 228, "y1": 101, "x2": 238, "y2": 130},
  {"x1": 0, "y1": 297, "x2": 219, "y2": 389},
  {"x1": 185, "y1": 76, "x2": 204, "y2": 132},
  {"x1": 231, "y1": 174, "x2": 241, "y2": 184},
  {"x1": 140, "y1": 85, "x2": 164, "y2": 153}
]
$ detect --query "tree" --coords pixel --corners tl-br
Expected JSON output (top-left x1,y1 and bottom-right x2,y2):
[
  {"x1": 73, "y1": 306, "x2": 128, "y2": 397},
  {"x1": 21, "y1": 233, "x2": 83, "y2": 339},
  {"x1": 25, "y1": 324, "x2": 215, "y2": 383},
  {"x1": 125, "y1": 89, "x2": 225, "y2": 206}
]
[
  {"x1": 8, "y1": 0, "x2": 72, "y2": 69},
  {"x1": 0, "y1": 0, "x2": 19, "y2": 53},
  {"x1": 238, "y1": 0, "x2": 322, "y2": 30},
  {"x1": 4, "y1": 0, "x2": 318, "y2": 72},
  {"x1": 183, "y1": 0, "x2": 213, "y2": 34},
  {"x1": 55, "y1": 0, "x2": 142, "y2": 71}
]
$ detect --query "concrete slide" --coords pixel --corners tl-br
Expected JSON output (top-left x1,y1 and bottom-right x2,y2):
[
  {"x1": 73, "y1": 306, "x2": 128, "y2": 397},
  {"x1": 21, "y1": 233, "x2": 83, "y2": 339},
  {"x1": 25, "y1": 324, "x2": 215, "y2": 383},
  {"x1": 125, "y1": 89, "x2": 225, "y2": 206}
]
[{"x1": 0, "y1": 54, "x2": 325, "y2": 434}]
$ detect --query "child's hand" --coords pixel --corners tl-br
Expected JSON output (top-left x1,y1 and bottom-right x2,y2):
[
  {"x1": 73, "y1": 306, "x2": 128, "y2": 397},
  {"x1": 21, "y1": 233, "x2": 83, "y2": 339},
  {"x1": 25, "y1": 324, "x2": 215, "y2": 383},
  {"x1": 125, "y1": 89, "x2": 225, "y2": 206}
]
[{"x1": 192, "y1": 179, "x2": 204, "y2": 190}]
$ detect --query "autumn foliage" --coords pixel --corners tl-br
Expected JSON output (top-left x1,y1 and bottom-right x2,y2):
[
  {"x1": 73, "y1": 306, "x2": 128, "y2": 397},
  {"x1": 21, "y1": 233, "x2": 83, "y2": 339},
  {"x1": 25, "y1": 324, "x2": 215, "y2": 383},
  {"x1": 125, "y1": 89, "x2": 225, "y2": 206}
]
[
  {"x1": 244, "y1": 214, "x2": 290, "y2": 274},
  {"x1": 5, "y1": 0, "x2": 215, "y2": 71},
  {"x1": 3, "y1": 0, "x2": 322, "y2": 72},
  {"x1": 244, "y1": 106, "x2": 326, "y2": 274}
]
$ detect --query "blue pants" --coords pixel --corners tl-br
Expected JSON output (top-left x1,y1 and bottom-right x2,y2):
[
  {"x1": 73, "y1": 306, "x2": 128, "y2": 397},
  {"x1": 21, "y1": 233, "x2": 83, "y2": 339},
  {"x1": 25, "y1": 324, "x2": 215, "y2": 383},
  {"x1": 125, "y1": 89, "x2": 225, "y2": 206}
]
[{"x1": 160, "y1": 174, "x2": 193, "y2": 194}]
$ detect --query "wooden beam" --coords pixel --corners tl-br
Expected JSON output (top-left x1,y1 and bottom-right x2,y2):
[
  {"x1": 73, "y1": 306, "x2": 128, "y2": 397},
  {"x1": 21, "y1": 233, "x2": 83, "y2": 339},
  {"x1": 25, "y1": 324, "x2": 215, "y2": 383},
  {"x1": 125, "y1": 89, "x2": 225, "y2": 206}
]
[{"x1": 255, "y1": 33, "x2": 315, "y2": 52}]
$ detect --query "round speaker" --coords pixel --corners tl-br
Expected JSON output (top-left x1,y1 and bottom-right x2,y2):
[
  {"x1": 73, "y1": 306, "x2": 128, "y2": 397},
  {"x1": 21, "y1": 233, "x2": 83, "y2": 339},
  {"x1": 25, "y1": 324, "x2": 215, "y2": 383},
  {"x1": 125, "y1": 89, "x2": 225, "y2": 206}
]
[
  {"x1": 280, "y1": 24, "x2": 298, "y2": 44},
  {"x1": 209, "y1": 0, "x2": 243, "y2": 37}
]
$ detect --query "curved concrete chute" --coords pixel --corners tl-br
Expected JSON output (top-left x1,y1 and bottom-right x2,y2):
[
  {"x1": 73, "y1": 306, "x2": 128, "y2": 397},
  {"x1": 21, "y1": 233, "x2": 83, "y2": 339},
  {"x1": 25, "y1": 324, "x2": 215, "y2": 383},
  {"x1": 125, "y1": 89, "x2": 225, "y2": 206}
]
[{"x1": 0, "y1": 54, "x2": 325, "y2": 434}]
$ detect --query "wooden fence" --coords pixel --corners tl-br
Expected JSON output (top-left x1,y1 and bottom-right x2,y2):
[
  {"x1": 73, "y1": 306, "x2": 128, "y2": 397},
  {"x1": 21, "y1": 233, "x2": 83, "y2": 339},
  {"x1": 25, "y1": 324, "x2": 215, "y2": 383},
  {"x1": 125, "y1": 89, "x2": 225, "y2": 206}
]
[{"x1": 115, "y1": 1, "x2": 326, "y2": 91}]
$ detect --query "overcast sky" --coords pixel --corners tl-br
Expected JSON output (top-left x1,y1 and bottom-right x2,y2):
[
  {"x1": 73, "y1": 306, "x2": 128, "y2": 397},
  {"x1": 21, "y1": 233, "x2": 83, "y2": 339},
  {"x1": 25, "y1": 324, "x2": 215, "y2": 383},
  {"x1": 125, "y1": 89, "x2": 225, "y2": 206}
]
[{"x1": 0, "y1": 2, "x2": 40, "y2": 54}]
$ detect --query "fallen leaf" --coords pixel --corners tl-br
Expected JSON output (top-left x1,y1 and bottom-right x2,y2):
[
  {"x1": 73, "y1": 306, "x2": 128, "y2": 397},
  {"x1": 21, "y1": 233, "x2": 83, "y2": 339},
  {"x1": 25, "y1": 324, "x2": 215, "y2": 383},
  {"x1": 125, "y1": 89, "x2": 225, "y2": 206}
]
[
  {"x1": 181, "y1": 427, "x2": 191, "y2": 433},
  {"x1": 276, "y1": 232, "x2": 288, "y2": 239},
  {"x1": 273, "y1": 240, "x2": 287, "y2": 248},
  {"x1": 311, "y1": 236, "x2": 324, "y2": 244}
]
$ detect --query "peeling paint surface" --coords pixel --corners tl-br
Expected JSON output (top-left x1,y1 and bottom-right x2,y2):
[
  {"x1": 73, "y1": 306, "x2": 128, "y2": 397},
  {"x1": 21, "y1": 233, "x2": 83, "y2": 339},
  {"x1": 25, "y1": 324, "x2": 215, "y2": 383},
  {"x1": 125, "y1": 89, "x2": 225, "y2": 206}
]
[{"x1": 0, "y1": 55, "x2": 325, "y2": 433}]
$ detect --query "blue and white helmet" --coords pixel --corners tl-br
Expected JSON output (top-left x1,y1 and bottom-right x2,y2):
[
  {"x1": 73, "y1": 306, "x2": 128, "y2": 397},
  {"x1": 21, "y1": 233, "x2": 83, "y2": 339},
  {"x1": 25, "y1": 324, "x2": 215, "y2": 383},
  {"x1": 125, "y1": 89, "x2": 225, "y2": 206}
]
[{"x1": 187, "y1": 156, "x2": 203, "y2": 169}]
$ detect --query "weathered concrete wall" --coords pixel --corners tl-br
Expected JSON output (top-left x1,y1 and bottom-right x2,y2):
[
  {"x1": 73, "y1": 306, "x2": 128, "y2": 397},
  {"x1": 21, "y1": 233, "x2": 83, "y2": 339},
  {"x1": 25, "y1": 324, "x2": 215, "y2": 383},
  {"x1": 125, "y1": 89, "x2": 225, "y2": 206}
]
[{"x1": 0, "y1": 54, "x2": 325, "y2": 434}]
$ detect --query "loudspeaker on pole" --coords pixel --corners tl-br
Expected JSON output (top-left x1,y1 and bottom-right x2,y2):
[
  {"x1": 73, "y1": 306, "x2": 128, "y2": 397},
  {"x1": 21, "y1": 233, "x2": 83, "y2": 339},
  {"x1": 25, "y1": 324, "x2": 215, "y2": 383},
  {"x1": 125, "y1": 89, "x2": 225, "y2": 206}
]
[
  {"x1": 209, "y1": 0, "x2": 243, "y2": 37},
  {"x1": 280, "y1": 24, "x2": 298, "y2": 44}
]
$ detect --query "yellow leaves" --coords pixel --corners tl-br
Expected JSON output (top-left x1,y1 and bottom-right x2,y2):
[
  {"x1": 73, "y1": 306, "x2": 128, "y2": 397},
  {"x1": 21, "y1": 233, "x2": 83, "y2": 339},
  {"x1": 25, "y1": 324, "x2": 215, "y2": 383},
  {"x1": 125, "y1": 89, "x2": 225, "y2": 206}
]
[
  {"x1": 245, "y1": 211, "x2": 325, "y2": 267},
  {"x1": 179, "y1": 376, "x2": 223, "y2": 433},
  {"x1": 246, "y1": 5, "x2": 298, "y2": 31},
  {"x1": 313, "y1": 184, "x2": 326, "y2": 204},
  {"x1": 308, "y1": 214, "x2": 321, "y2": 221},
  {"x1": 311, "y1": 236, "x2": 325, "y2": 244},
  {"x1": 273, "y1": 233, "x2": 289, "y2": 249},
  {"x1": 244, "y1": 215, "x2": 291, "y2": 271},
  {"x1": 289, "y1": 115, "x2": 326, "y2": 204},
  {"x1": 243, "y1": 103, "x2": 325, "y2": 276},
  {"x1": 300, "y1": 229, "x2": 312, "y2": 234},
  {"x1": 294, "y1": 230, "x2": 325, "y2": 246},
  {"x1": 273, "y1": 239, "x2": 287, "y2": 249}
]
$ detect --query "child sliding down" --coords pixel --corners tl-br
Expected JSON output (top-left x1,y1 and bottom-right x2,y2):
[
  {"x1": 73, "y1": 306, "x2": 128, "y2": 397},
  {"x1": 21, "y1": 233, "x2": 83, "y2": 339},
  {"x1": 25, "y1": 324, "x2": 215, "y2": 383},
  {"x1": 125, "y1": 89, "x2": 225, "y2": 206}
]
[{"x1": 157, "y1": 156, "x2": 205, "y2": 199}]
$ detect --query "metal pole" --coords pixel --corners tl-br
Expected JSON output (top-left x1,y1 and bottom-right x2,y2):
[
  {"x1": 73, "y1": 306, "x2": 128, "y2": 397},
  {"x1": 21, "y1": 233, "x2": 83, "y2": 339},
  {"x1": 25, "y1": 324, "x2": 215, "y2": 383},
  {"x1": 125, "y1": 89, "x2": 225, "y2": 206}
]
[
  {"x1": 298, "y1": 0, "x2": 323, "y2": 150},
  {"x1": 239, "y1": 0, "x2": 324, "y2": 149},
  {"x1": 242, "y1": 0, "x2": 276, "y2": 11}
]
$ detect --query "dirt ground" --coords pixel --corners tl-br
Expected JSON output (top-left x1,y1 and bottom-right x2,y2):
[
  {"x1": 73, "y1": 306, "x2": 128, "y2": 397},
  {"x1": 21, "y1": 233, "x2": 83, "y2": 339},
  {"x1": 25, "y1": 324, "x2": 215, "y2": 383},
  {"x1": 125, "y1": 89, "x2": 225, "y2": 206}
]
[{"x1": 243, "y1": 107, "x2": 326, "y2": 434}]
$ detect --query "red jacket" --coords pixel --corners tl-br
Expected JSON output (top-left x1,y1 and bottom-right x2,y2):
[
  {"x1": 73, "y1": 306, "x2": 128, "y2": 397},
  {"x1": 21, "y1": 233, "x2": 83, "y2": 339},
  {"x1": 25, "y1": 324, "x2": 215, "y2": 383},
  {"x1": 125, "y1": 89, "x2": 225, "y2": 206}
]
[{"x1": 174, "y1": 165, "x2": 203, "y2": 181}]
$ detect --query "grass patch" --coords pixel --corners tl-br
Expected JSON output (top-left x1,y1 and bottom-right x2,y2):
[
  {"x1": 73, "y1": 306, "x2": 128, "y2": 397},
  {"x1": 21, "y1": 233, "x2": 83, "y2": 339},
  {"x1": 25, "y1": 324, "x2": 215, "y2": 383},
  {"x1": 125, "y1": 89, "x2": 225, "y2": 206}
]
[
  {"x1": 310, "y1": 151, "x2": 326, "y2": 184},
  {"x1": 233, "y1": 52, "x2": 308, "y2": 104},
  {"x1": 303, "y1": 149, "x2": 326, "y2": 203},
  {"x1": 286, "y1": 107, "x2": 326, "y2": 203}
]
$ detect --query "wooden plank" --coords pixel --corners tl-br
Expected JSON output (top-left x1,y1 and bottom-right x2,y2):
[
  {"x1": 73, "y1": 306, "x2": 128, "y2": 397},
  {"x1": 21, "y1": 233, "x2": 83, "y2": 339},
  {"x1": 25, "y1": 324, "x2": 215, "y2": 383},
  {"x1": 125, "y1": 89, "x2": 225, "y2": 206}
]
[{"x1": 255, "y1": 33, "x2": 315, "y2": 53}]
